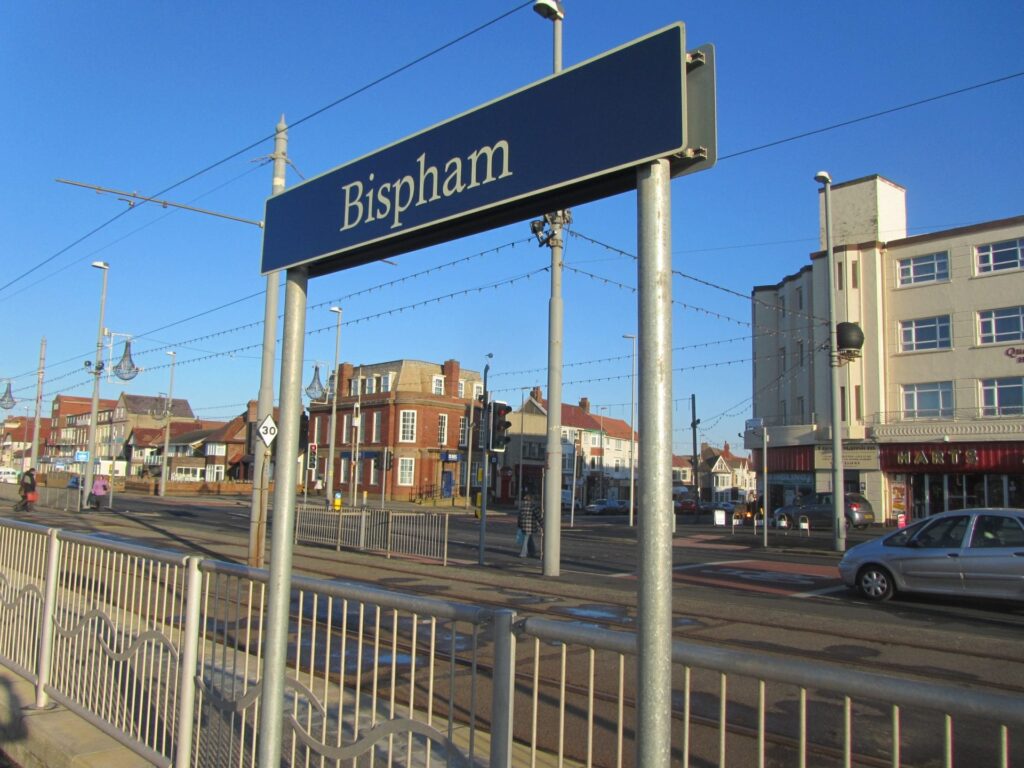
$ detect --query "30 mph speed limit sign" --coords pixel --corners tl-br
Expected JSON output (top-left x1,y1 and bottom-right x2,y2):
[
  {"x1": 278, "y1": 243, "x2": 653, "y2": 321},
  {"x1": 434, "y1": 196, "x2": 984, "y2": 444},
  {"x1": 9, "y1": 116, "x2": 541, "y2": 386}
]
[{"x1": 257, "y1": 415, "x2": 278, "y2": 447}]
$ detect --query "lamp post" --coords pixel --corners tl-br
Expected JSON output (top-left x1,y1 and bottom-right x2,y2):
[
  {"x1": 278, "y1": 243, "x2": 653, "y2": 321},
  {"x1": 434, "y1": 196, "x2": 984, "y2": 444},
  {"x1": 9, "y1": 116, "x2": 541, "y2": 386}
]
[
  {"x1": 350, "y1": 364, "x2": 362, "y2": 507},
  {"x1": 158, "y1": 351, "x2": 176, "y2": 497},
  {"x1": 623, "y1": 333, "x2": 637, "y2": 526},
  {"x1": 477, "y1": 352, "x2": 493, "y2": 565},
  {"x1": 517, "y1": 386, "x2": 528, "y2": 507},
  {"x1": 83, "y1": 261, "x2": 109, "y2": 511},
  {"x1": 816, "y1": 170, "x2": 846, "y2": 553},
  {"x1": 533, "y1": 0, "x2": 566, "y2": 579},
  {"x1": 326, "y1": 307, "x2": 342, "y2": 499},
  {"x1": 599, "y1": 406, "x2": 607, "y2": 499}
]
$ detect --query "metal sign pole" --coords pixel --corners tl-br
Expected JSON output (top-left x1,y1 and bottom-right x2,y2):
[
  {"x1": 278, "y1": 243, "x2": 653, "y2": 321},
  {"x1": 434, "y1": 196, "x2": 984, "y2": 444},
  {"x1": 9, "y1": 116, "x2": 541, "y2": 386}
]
[
  {"x1": 257, "y1": 265, "x2": 308, "y2": 768},
  {"x1": 636, "y1": 158, "x2": 673, "y2": 768}
]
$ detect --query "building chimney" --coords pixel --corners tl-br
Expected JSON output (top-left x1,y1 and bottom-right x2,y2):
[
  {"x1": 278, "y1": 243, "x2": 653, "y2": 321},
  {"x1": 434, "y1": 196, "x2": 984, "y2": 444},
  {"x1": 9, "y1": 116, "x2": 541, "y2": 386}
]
[
  {"x1": 443, "y1": 359, "x2": 460, "y2": 398},
  {"x1": 530, "y1": 386, "x2": 543, "y2": 402},
  {"x1": 579, "y1": 397, "x2": 590, "y2": 414}
]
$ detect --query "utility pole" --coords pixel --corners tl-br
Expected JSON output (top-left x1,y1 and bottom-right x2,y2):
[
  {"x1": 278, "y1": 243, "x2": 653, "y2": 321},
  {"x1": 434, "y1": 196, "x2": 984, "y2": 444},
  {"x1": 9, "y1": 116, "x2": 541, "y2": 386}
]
[
  {"x1": 534, "y1": 0, "x2": 567, "y2": 579},
  {"x1": 690, "y1": 394, "x2": 700, "y2": 503},
  {"x1": 249, "y1": 116, "x2": 288, "y2": 568},
  {"x1": 30, "y1": 337, "x2": 45, "y2": 470},
  {"x1": 158, "y1": 351, "x2": 176, "y2": 497}
]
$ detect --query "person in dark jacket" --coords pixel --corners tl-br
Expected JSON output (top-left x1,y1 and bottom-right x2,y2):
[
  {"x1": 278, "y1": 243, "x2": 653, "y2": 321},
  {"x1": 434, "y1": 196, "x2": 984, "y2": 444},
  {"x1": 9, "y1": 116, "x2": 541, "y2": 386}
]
[
  {"x1": 516, "y1": 492, "x2": 542, "y2": 558},
  {"x1": 14, "y1": 468, "x2": 37, "y2": 512}
]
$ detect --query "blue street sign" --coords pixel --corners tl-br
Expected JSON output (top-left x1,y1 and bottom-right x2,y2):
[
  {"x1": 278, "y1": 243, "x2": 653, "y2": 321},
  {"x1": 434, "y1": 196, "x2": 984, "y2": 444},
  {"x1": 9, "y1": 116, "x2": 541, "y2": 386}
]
[
  {"x1": 262, "y1": 23, "x2": 706, "y2": 276},
  {"x1": 75, "y1": 451, "x2": 89, "y2": 462}
]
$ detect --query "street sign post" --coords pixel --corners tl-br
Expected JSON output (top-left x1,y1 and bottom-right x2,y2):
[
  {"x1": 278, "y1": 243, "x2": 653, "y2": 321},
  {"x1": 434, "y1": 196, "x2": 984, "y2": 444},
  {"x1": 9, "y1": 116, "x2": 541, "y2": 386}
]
[
  {"x1": 257, "y1": 415, "x2": 278, "y2": 448},
  {"x1": 262, "y1": 24, "x2": 713, "y2": 277}
]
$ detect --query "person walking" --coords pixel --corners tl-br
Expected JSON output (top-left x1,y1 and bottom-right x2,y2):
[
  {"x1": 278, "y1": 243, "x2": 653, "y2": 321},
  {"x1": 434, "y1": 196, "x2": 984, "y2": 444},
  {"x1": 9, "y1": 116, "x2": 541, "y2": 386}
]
[
  {"x1": 88, "y1": 474, "x2": 110, "y2": 511},
  {"x1": 517, "y1": 492, "x2": 542, "y2": 558},
  {"x1": 14, "y1": 468, "x2": 37, "y2": 512}
]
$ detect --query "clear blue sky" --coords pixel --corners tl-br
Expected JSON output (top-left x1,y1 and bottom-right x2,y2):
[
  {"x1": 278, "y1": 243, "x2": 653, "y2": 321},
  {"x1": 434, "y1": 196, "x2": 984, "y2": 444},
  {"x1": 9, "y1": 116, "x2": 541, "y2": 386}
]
[{"x1": 2, "y1": 1, "x2": 1022, "y2": 455}]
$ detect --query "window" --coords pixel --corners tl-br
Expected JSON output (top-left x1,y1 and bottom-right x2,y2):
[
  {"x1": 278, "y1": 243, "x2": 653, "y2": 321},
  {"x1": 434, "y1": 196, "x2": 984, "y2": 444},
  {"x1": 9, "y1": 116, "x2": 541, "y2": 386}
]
[
  {"x1": 591, "y1": 434, "x2": 599, "y2": 447},
  {"x1": 372, "y1": 412, "x2": 381, "y2": 443},
  {"x1": 779, "y1": 296, "x2": 786, "y2": 317},
  {"x1": 979, "y1": 306, "x2": 1024, "y2": 344},
  {"x1": 902, "y1": 382, "x2": 954, "y2": 419},
  {"x1": 350, "y1": 378, "x2": 360, "y2": 396},
  {"x1": 900, "y1": 316, "x2": 951, "y2": 352},
  {"x1": 969, "y1": 515, "x2": 1024, "y2": 548},
  {"x1": 854, "y1": 384, "x2": 863, "y2": 421},
  {"x1": 982, "y1": 377, "x2": 1024, "y2": 416},
  {"x1": 796, "y1": 396, "x2": 805, "y2": 423},
  {"x1": 432, "y1": 376, "x2": 445, "y2": 395},
  {"x1": 365, "y1": 377, "x2": 376, "y2": 394},
  {"x1": 438, "y1": 414, "x2": 448, "y2": 446},
  {"x1": 342, "y1": 414, "x2": 351, "y2": 439},
  {"x1": 459, "y1": 416, "x2": 468, "y2": 446},
  {"x1": 795, "y1": 342, "x2": 804, "y2": 368},
  {"x1": 836, "y1": 261, "x2": 844, "y2": 291},
  {"x1": 458, "y1": 380, "x2": 465, "y2": 398},
  {"x1": 472, "y1": 383, "x2": 483, "y2": 400},
  {"x1": 851, "y1": 260, "x2": 859, "y2": 289},
  {"x1": 796, "y1": 287, "x2": 803, "y2": 310},
  {"x1": 369, "y1": 459, "x2": 379, "y2": 486},
  {"x1": 977, "y1": 239, "x2": 1024, "y2": 274},
  {"x1": 913, "y1": 516, "x2": 968, "y2": 549},
  {"x1": 339, "y1": 457, "x2": 348, "y2": 483},
  {"x1": 840, "y1": 386, "x2": 846, "y2": 421},
  {"x1": 899, "y1": 251, "x2": 949, "y2": 286},
  {"x1": 399, "y1": 410, "x2": 417, "y2": 442},
  {"x1": 205, "y1": 443, "x2": 227, "y2": 457},
  {"x1": 381, "y1": 373, "x2": 392, "y2": 393},
  {"x1": 398, "y1": 457, "x2": 414, "y2": 486}
]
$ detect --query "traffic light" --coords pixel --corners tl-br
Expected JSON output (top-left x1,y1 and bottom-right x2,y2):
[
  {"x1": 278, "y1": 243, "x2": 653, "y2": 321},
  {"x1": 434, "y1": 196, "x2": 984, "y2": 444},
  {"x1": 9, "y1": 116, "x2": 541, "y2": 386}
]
[
  {"x1": 385, "y1": 449, "x2": 393, "y2": 471},
  {"x1": 307, "y1": 443, "x2": 318, "y2": 470},
  {"x1": 490, "y1": 401, "x2": 512, "y2": 452}
]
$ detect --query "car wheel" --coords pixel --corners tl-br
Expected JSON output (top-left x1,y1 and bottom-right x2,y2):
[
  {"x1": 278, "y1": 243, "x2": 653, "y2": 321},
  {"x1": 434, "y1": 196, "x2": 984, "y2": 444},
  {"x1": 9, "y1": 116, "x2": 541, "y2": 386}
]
[{"x1": 857, "y1": 565, "x2": 894, "y2": 602}]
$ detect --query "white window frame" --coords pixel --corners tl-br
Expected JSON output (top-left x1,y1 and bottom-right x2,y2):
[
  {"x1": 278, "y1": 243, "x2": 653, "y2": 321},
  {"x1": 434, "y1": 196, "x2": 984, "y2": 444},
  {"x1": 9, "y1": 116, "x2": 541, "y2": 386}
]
[
  {"x1": 397, "y1": 457, "x2": 415, "y2": 486},
  {"x1": 432, "y1": 376, "x2": 445, "y2": 396},
  {"x1": 369, "y1": 458, "x2": 379, "y2": 486},
  {"x1": 399, "y1": 410, "x2": 417, "y2": 442},
  {"x1": 982, "y1": 377, "x2": 1024, "y2": 416},
  {"x1": 365, "y1": 376, "x2": 376, "y2": 394},
  {"x1": 472, "y1": 383, "x2": 483, "y2": 400},
  {"x1": 459, "y1": 416, "x2": 469, "y2": 447},
  {"x1": 458, "y1": 380, "x2": 465, "y2": 398},
  {"x1": 902, "y1": 381, "x2": 954, "y2": 420},
  {"x1": 900, "y1": 315, "x2": 951, "y2": 352},
  {"x1": 342, "y1": 413, "x2": 351, "y2": 439},
  {"x1": 438, "y1": 413, "x2": 448, "y2": 446},
  {"x1": 979, "y1": 306, "x2": 1024, "y2": 345},
  {"x1": 898, "y1": 251, "x2": 949, "y2": 286},
  {"x1": 339, "y1": 457, "x2": 348, "y2": 482},
  {"x1": 977, "y1": 239, "x2": 1024, "y2": 274},
  {"x1": 381, "y1": 373, "x2": 393, "y2": 393},
  {"x1": 372, "y1": 412, "x2": 381, "y2": 443}
]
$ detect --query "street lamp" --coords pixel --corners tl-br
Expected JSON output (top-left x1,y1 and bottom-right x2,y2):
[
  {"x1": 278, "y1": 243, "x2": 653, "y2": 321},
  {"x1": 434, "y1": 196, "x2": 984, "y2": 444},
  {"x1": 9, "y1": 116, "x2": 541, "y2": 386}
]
[
  {"x1": 816, "y1": 171, "x2": 846, "y2": 553},
  {"x1": 158, "y1": 351, "x2": 176, "y2": 497},
  {"x1": 623, "y1": 333, "x2": 637, "y2": 527},
  {"x1": 478, "y1": 352, "x2": 493, "y2": 566},
  {"x1": 326, "y1": 307, "x2": 343, "y2": 501},
  {"x1": 599, "y1": 406, "x2": 607, "y2": 499},
  {"x1": 0, "y1": 379, "x2": 15, "y2": 410},
  {"x1": 83, "y1": 261, "x2": 109, "y2": 511}
]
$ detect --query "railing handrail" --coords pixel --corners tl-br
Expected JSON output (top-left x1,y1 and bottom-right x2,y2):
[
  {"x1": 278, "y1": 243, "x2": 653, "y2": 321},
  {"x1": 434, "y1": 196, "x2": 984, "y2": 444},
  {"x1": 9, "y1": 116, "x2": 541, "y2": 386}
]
[{"x1": 519, "y1": 615, "x2": 1024, "y2": 726}]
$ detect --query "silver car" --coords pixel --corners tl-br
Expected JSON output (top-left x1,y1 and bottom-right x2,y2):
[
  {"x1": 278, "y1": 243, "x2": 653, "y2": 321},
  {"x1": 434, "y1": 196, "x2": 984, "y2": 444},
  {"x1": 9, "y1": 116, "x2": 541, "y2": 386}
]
[{"x1": 838, "y1": 508, "x2": 1024, "y2": 602}]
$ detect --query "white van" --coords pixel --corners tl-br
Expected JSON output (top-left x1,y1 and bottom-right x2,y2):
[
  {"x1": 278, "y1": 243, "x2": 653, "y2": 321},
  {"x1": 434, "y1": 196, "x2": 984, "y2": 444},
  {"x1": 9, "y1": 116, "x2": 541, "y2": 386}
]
[{"x1": 0, "y1": 468, "x2": 19, "y2": 484}]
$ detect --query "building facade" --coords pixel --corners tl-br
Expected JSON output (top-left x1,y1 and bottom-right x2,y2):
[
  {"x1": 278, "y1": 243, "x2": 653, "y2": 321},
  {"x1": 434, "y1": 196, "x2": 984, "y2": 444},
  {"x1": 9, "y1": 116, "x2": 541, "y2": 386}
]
[
  {"x1": 749, "y1": 175, "x2": 1024, "y2": 522},
  {"x1": 307, "y1": 359, "x2": 484, "y2": 503}
]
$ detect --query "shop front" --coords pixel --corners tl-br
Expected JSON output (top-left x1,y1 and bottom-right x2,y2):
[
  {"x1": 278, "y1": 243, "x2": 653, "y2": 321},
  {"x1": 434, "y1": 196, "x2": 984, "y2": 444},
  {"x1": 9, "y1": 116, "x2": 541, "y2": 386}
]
[{"x1": 880, "y1": 442, "x2": 1024, "y2": 521}]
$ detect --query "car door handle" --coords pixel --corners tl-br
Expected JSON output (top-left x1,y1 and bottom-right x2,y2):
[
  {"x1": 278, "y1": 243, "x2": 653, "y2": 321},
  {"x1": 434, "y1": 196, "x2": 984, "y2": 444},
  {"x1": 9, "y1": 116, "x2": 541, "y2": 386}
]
[{"x1": 945, "y1": 553, "x2": 959, "y2": 558}]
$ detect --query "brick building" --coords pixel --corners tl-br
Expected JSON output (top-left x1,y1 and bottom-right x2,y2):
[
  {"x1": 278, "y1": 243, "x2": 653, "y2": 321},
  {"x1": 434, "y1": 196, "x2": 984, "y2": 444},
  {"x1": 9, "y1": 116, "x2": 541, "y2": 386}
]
[{"x1": 307, "y1": 359, "x2": 484, "y2": 503}]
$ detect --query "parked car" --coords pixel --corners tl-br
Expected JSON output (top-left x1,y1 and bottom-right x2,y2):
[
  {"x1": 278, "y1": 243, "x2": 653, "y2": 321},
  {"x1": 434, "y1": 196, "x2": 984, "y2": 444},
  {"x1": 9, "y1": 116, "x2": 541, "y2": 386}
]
[
  {"x1": 674, "y1": 496, "x2": 698, "y2": 514},
  {"x1": 584, "y1": 498, "x2": 624, "y2": 515},
  {"x1": 773, "y1": 492, "x2": 875, "y2": 530},
  {"x1": 839, "y1": 508, "x2": 1024, "y2": 602}
]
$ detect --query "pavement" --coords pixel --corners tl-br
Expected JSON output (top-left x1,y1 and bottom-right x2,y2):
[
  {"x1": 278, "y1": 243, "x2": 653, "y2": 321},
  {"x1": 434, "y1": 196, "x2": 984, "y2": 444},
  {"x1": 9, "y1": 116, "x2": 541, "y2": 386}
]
[{"x1": 0, "y1": 487, "x2": 981, "y2": 767}]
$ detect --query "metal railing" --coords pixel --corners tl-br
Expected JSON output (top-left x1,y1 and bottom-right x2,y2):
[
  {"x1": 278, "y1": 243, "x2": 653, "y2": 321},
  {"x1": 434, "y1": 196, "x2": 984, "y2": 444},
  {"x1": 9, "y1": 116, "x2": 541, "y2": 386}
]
[
  {"x1": 294, "y1": 503, "x2": 451, "y2": 565},
  {"x1": 0, "y1": 516, "x2": 1021, "y2": 767}
]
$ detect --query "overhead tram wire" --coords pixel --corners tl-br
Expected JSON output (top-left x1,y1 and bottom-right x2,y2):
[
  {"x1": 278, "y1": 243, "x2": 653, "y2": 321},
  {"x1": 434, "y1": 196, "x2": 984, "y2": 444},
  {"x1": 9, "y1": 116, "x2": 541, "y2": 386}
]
[{"x1": 0, "y1": 1, "x2": 535, "y2": 298}]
